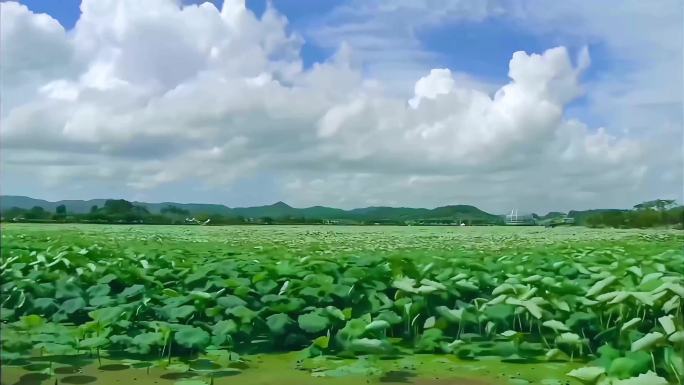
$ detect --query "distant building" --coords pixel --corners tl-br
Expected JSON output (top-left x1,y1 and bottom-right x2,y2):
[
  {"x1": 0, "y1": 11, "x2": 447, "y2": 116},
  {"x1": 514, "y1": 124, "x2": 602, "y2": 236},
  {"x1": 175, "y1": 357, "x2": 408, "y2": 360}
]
[{"x1": 505, "y1": 209, "x2": 537, "y2": 225}]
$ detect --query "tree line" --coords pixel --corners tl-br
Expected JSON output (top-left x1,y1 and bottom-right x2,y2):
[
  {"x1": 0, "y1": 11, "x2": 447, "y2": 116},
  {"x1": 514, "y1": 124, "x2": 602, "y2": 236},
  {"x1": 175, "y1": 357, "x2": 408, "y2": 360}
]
[
  {"x1": 1, "y1": 198, "x2": 681, "y2": 228},
  {"x1": 583, "y1": 199, "x2": 683, "y2": 229},
  {"x1": 1, "y1": 199, "x2": 333, "y2": 225}
]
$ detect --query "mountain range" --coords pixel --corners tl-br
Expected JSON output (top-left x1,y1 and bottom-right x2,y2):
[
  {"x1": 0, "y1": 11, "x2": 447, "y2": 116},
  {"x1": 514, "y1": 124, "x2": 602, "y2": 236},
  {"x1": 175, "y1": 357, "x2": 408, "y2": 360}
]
[
  {"x1": 1, "y1": 195, "x2": 507, "y2": 223},
  {"x1": 0, "y1": 195, "x2": 627, "y2": 224}
]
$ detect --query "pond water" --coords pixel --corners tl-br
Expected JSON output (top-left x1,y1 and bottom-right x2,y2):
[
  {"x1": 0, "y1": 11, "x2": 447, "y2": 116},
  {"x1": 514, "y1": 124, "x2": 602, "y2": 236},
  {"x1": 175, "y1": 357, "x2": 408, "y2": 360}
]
[{"x1": 1, "y1": 352, "x2": 583, "y2": 385}]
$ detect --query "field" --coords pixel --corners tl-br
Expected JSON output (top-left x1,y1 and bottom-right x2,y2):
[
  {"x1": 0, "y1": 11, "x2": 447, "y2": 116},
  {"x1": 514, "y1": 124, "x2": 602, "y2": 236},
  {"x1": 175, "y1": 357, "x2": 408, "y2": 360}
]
[{"x1": 1, "y1": 224, "x2": 683, "y2": 385}]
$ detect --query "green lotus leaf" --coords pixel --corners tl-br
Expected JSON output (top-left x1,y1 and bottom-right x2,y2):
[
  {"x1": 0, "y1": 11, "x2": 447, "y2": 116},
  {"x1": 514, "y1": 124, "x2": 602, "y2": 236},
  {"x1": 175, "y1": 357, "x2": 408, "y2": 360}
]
[
  {"x1": 629, "y1": 292, "x2": 655, "y2": 306},
  {"x1": 37, "y1": 342, "x2": 74, "y2": 355},
  {"x1": 550, "y1": 298, "x2": 570, "y2": 312},
  {"x1": 349, "y1": 338, "x2": 392, "y2": 353},
  {"x1": 556, "y1": 332, "x2": 581, "y2": 345},
  {"x1": 484, "y1": 304, "x2": 514, "y2": 322},
  {"x1": 566, "y1": 312, "x2": 596, "y2": 329},
  {"x1": 612, "y1": 371, "x2": 668, "y2": 385},
  {"x1": 566, "y1": 366, "x2": 605, "y2": 384},
  {"x1": 175, "y1": 327, "x2": 210, "y2": 349},
  {"x1": 211, "y1": 319, "x2": 238, "y2": 336},
  {"x1": 313, "y1": 335, "x2": 329, "y2": 349},
  {"x1": 20, "y1": 314, "x2": 45, "y2": 329},
  {"x1": 133, "y1": 332, "x2": 164, "y2": 347},
  {"x1": 620, "y1": 318, "x2": 641, "y2": 332},
  {"x1": 492, "y1": 283, "x2": 516, "y2": 296},
  {"x1": 32, "y1": 298, "x2": 56, "y2": 310},
  {"x1": 640, "y1": 272, "x2": 663, "y2": 286},
  {"x1": 608, "y1": 356, "x2": 648, "y2": 379},
  {"x1": 625, "y1": 266, "x2": 642, "y2": 278},
  {"x1": 669, "y1": 331, "x2": 684, "y2": 343},
  {"x1": 61, "y1": 297, "x2": 86, "y2": 314},
  {"x1": 298, "y1": 312, "x2": 329, "y2": 334},
  {"x1": 545, "y1": 348, "x2": 562, "y2": 360},
  {"x1": 376, "y1": 310, "x2": 402, "y2": 325},
  {"x1": 97, "y1": 273, "x2": 117, "y2": 284},
  {"x1": 87, "y1": 284, "x2": 111, "y2": 298},
  {"x1": 119, "y1": 284, "x2": 145, "y2": 298},
  {"x1": 365, "y1": 320, "x2": 390, "y2": 332},
  {"x1": 543, "y1": 320, "x2": 569, "y2": 332},
  {"x1": 338, "y1": 318, "x2": 368, "y2": 340},
  {"x1": 255, "y1": 280, "x2": 277, "y2": 294},
  {"x1": 165, "y1": 305, "x2": 196, "y2": 321},
  {"x1": 266, "y1": 313, "x2": 292, "y2": 335},
  {"x1": 189, "y1": 291, "x2": 212, "y2": 300},
  {"x1": 392, "y1": 276, "x2": 416, "y2": 293},
  {"x1": 109, "y1": 334, "x2": 134, "y2": 346},
  {"x1": 423, "y1": 316, "x2": 436, "y2": 329},
  {"x1": 268, "y1": 298, "x2": 305, "y2": 313},
  {"x1": 419, "y1": 278, "x2": 446, "y2": 291},
  {"x1": 89, "y1": 296, "x2": 114, "y2": 307},
  {"x1": 217, "y1": 295, "x2": 247, "y2": 308},
  {"x1": 630, "y1": 332, "x2": 663, "y2": 352},
  {"x1": 325, "y1": 306, "x2": 346, "y2": 320},
  {"x1": 435, "y1": 306, "x2": 462, "y2": 323},
  {"x1": 487, "y1": 294, "x2": 507, "y2": 306},
  {"x1": 505, "y1": 297, "x2": 542, "y2": 319},
  {"x1": 261, "y1": 294, "x2": 285, "y2": 303},
  {"x1": 225, "y1": 305, "x2": 257, "y2": 324},
  {"x1": 586, "y1": 276, "x2": 616, "y2": 297},
  {"x1": 657, "y1": 315, "x2": 676, "y2": 335},
  {"x1": 454, "y1": 280, "x2": 478, "y2": 291},
  {"x1": 662, "y1": 295, "x2": 680, "y2": 313},
  {"x1": 79, "y1": 336, "x2": 109, "y2": 349},
  {"x1": 55, "y1": 280, "x2": 83, "y2": 298}
]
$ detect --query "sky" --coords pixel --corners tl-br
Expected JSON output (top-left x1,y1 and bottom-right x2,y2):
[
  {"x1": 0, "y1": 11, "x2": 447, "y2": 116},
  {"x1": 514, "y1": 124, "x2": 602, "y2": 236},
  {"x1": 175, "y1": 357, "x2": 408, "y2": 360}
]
[{"x1": 1, "y1": 0, "x2": 682, "y2": 214}]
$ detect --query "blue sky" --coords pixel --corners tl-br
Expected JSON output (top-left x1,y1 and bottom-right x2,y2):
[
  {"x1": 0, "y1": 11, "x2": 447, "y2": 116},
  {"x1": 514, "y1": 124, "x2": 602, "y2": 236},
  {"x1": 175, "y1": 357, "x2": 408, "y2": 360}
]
[
  {"x1": 12, "y1": 0, "x2": 601, "y2": 80},
  {"x1": 1, "y1": 0, "x2": 681, "y2": 211},
  {"x1": 13, "y1": 0, "x2": 608, "y2": 126}
]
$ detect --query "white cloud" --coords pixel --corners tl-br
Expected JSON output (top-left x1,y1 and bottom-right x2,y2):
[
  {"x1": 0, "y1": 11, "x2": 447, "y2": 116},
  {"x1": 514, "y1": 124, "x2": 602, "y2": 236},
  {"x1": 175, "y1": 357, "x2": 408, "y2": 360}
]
[
  {"x1": 0, "y1": 0, "x2": 679, "y2": 213},
  {"x1": 409, "y1": 69, "x2": 455, "y2": 108}
]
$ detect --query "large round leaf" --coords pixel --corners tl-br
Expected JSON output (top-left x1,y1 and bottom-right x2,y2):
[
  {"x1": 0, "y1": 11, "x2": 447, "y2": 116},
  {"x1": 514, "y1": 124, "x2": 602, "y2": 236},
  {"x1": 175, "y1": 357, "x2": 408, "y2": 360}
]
[
  {"x1": 79, "y1": 336, "x2": 109, "y2": 349},
  {"x1": 88, "y1": 306, "x2": 125, "y2": 324},
  {"x1": 175, "y1": 327, "x2": 210, "y2": 349},
  {"x1": 630, "y1": 332, "x2": 663, "y2": 352},
  {"x1": 298, "y1": 312, "x2": 329, "y2": 334},
  {"x1": 266, "y1": 313, "x2": 292, "y2": 335},
  {"x1": 61, "y1": 297, "x2": 86, "y2": 314},
  {"x1": 566, "y1": 366, "x2": 605, "y2": 383},
  {"x1": 119, "y1": 284, "x2": 145, "y2": 298},
  {"x1": 165, "y1": 305, "x2": 195, "y2": 321}
]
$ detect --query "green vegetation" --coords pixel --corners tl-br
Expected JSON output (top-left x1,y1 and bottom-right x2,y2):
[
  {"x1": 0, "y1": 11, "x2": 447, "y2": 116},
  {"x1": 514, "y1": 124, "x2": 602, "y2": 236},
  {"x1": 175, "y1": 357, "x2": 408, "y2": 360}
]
[
  {"x1": 1, "y1": 224, "x2": 683, "y2": 384},
  {"x1": 1, "y1": 196, "x2": 503, "y2": 225},
  {"x1": 3, "y1": 195, "x2": 682, "y2": 228},
  {"x1": 582, "y1": 203, "x2": 683, "y2": 229}
]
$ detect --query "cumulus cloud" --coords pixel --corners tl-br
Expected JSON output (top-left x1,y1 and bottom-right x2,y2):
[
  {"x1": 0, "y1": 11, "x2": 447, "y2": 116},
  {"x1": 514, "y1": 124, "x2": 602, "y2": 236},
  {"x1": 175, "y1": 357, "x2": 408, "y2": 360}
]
[{"x1": 0, "y1": 0, "x2": 677, "y2": 212}]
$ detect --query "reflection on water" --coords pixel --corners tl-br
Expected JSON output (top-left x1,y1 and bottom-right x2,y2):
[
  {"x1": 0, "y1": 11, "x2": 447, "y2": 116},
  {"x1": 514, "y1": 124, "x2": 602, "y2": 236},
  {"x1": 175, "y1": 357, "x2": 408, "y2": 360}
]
[
  {"x1": 14, "y1": 373, "x2": 50, "y2": 385},
  {"x1": 2, "y1": 352, "x2": 583, "y2": 385},
  {"x1": 61, "y1": 375, "x2": 97, "y2": 384}
]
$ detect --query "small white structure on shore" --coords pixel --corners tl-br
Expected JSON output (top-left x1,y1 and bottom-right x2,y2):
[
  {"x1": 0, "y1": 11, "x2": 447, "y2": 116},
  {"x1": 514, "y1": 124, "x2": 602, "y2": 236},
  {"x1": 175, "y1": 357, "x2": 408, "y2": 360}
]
[{"x1": 505, "y1": 209, "x2": 536, "y2": 225}]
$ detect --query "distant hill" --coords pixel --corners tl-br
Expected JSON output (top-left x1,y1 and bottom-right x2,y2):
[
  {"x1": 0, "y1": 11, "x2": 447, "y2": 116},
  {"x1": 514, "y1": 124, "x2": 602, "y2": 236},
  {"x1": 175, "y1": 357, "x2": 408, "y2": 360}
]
[
  {"x1": 0, "y1": 196, "x2": 234, "y2": 216},
  {"x1": 0, "y1": 195, "x2": 500, "y2": 223},
  {"x1": 538, "y1": 211, "x2": 567, "y2": 220},
  {"x1": 0, "y1": 196, "x2": 110, "y2": 214}
]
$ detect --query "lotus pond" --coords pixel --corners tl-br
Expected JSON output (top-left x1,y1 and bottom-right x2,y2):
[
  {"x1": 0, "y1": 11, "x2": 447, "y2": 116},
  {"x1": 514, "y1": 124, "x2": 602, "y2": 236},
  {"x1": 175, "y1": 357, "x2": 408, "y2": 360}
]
[{"x1": 1, "y1": 224, "x2": 683, "y2": 385}]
